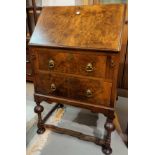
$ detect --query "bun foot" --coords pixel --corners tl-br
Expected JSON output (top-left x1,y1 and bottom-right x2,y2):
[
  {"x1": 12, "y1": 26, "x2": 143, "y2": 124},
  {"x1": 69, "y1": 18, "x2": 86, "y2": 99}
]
[
  {"x1": 59, "y1": 104, "x2": 64, "y2": 108},
  {"x1": 102, "y1": 146, "x2": 112, "y2": 155},
  {"x1": 37, "y1": 127, "x2": 46, "y2": 134}
]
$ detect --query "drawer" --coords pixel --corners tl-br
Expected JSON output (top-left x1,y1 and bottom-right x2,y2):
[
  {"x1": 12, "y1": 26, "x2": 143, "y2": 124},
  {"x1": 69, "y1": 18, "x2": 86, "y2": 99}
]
[
  {"x1": 35, "y1": 73, "x2": 112, "y2": 107},
  {"x1": 68, "y1": 77, "x2": 112, "y2": 107},
  {"x1": 36, "y1": 48, "x2": 107, "y2": 78},
  {"x1": 35, "y1": 73, "x2": 68, "y2": 98}
]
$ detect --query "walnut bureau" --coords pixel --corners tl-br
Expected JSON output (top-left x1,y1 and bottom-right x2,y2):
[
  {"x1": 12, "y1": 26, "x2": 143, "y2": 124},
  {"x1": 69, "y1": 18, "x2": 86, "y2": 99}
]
[{"x1": 29, "y1": 4, "x2": 125, "y2": 155}]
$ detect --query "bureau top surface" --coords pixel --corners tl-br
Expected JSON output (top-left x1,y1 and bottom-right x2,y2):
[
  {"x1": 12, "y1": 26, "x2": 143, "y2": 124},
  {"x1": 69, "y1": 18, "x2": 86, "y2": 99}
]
[{"x1": 29, "y1": 4, "x2": 125, "y2": 52}]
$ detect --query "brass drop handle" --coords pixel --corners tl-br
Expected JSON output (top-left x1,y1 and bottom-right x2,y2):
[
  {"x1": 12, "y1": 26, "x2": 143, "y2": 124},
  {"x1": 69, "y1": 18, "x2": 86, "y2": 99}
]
[
  {"x1": 49, "y1": 59, "x2": 55, "y2": 69},
  {"x1": 51, "y1": 83, "x2": 56, "y2": 92},
  {"x1": 111, "y1": 59, "x2": 115, "y2": 68},
  {"x1": 76, "y1": 11, "x2": 80, "y2": 15},
  {"x1": 86, "y1": 89, "x2": 93, "y2": 98},
  {"x1": 86, "y1": 63, "x2": 94, "y2": 72}
]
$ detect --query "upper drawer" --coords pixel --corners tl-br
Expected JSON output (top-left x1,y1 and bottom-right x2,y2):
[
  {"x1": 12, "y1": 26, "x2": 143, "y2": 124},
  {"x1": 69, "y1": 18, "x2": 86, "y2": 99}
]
[{"x1": 35, "y1": 48, "x2": 107, "y2": 78}]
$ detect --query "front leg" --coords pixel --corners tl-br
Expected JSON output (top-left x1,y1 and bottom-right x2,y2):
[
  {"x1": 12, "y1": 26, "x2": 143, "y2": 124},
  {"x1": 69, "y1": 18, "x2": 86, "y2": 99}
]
[
  {"x1": 102, "y1": 115, "x2": 115, "y2": 155},
  {"x1": 34, "y1": 102, "x2": 46, "y2": 134}
]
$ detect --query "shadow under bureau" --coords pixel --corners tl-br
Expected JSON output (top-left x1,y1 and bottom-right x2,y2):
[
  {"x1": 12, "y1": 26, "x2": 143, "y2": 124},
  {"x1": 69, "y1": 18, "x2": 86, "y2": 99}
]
[{"x1": 29, "y1": 4, "x2": 125, "y2": 155}]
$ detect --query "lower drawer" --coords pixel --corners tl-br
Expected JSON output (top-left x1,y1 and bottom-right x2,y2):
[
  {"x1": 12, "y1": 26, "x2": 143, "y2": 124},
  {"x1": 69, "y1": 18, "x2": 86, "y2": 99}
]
[
  {"x1": 35, "y1": 73, "x2": 68, "y2": 97},
  {"x1": 68, "y1": 77, "x2": 112, "y2": 106},
  {"x1": 35, "y1": 73, "x2": 112, "y2": 107}
]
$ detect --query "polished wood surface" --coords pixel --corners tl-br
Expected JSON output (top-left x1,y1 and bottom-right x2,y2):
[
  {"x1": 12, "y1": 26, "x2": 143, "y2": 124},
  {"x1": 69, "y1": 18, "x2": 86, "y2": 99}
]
[
  {"x1": 27, "y1": 3, "x2": 128, "y2": 96},
  {"x1": 68, "y1": 76, "x2": 112, "y2": 106},
  {"x1": 32, "y1": 47, "x2": 118, "y2": 82},
  {"x1": 31, "y1": 46, "x2": 119, "y2": 109},
  {"x1": 35, "y1": 72, "x2": 112, "y2": 107},
  {"x1": 29, "y1": 4, "x2": 125, "y2": 155},
  {"x1": 45, "y1": 123, "x2": 105, "y2": 146},
  {"x1": 29, "y1": 4, "x2": 125, "y2": 51},
  {"x1": 35, "y1": 48, "x2": 107, "y2": 78}
]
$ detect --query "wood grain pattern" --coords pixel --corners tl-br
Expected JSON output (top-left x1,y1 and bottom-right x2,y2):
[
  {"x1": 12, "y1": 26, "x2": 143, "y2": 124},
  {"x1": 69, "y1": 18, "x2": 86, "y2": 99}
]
[
  {"x1": 35, "y1": 72, "x2": 112, "y2": 107},
  {"x1": 27, "y1": 4, "x2": 128, "y2": 97},
  {"x1": 35, "y1": 73, "x2": 68, "y2": 98},
  {"x1": 35, "y1": 48, "x2": 107, "y2": 78},
  {"x1": 68, "y1": 76, "x2": 112, "y2": 106},
  {"x1": 29, "y1": 4, "x2": 126, "y2": 155},
  {"x1": 29, "y1": 4, "x2": 125, "y2": 52}
]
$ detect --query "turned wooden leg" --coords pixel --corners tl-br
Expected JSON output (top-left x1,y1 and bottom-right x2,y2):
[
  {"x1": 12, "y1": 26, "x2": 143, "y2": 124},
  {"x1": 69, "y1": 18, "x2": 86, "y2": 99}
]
[
  {"x1": 34, "y1": 102, "x2": 46, "y2": 134},
  {"x1": 116, "y1": 95, "x2": 118, "y2": 101},
  {"x1": 59, "y1": 103, "x2": 64, "y2": 108},
  {"x1": 102, "y1": 116, "x2": 115, "y2": 155}
]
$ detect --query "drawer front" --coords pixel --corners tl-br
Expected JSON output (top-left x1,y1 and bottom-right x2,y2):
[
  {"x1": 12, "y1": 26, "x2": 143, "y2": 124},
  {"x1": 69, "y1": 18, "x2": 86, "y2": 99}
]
[
  {"x1": 36, "y1": 48, "x2": 107, "y2": 78},
  {"x1": 68, "y1": 77, "x2": 112, "y2": 106},
  {"x1": 35, "y1": 73, "x2": 68, "y2": 98},
  {"x1": 35, "y1": 73, "x2": 112, "y2": 107}
]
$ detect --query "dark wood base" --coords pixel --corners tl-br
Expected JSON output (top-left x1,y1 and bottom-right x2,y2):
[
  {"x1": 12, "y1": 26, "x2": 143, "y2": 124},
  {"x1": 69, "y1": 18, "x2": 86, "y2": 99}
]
[
  {"x1": 102, "y1": 146, "x2": 112, "y2": 155},
  {"x1": 34, "y1": 100, "x2": 115, "y2": 155},
  {"x1": 59, "y1": 103, "x2": 64, "y2": 108},
  {"x1": 42, "y1": 103, "x2": 62, "y2": 123},
  {"x1": 34, "y1": 103, "x2": 64, "y2": 135},
  {"x1": 44, "y1": 124, "x2": 105, "y2": 146},
  {"x1": 37, "y1": 127, "x2": 46, "y2": 134},
  {"x1": 102, "y1": 117, "x2": 115, "y2": 155}
]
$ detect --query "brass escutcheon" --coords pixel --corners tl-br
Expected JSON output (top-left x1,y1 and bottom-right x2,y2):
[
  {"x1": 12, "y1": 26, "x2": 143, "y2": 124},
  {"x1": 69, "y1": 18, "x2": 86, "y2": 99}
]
[
  {"x1": 51, "y1": 83, "x2": 56, "y2": 92},
  {"x1": 86, "y1": 63, "x2": 94, "y2": 72},
  {"x1": 49, "y1": 59, "x2": 55, "y2": 69},
  {"x1": 86, "y1": 89, "x2": 93, "y2": 98}
]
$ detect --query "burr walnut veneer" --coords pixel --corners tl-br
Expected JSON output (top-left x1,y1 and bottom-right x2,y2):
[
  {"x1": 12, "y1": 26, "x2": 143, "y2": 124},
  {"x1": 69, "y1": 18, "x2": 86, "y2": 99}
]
[{"x1": 29, "y1": 4, "x2": 125, "y2": 155}]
